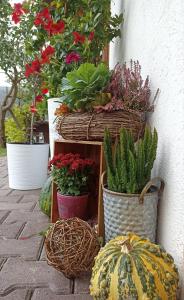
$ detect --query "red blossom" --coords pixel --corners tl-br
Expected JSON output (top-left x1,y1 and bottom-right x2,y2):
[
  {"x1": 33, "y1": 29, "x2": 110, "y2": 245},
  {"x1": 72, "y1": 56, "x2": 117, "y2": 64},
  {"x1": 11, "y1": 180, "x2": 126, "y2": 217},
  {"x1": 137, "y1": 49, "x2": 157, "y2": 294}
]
[
  {"x1": 30, "y1": 105, "x2": 37, "y2": 113},
  {"x1": 41, "y1": 88, "x2": 49, "y2": 94},
  {"x1": 34, "y1": 8, "x2": 51, "y2": 26},
  {"x1": 35, "y1": 95, "x2": 43, "y2": 102},
  {"x1": 25, "y1": 58, "x2": 41, "y2": 77},
  {"x1": 12, "y1": 3, "x2": 27, "y2": 24},
  {"x1": 40, "y1": 45, "x2": 55, "y2": 64},
  {"x1": 44, "y1": 20, "x2": 65, "y2": 36},
  {"x1": 89, "y1": 31, "x2": 95, "y2": 41},
  {"x1": 12, "y1": 12, "x2": 20, "y2": 24},
  {"x1": 65, "y1": 52, "x2": 81, "y2": 64},
  {"x1": 72, "y1": 32, "x2": 86, "y2": 44}
]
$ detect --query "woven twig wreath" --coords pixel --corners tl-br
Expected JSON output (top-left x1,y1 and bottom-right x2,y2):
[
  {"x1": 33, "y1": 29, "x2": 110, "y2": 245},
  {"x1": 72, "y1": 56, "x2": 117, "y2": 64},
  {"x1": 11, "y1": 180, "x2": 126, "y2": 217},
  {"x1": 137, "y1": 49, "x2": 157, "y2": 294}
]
[{"x1": 44, "y1": 217, "x2": 100, "y2": 278}]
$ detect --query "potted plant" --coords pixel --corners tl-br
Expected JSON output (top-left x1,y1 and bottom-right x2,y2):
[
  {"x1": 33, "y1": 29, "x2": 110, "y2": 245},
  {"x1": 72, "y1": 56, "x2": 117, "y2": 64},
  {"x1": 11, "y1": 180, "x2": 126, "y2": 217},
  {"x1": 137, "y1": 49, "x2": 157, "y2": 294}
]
[
  {"x1": 102, "y1": 126, "x2": 164, "y2": 243},
  {"x1": 55, "y1": 61, "x2": 158, "y2": 142},
  {"x1": 5, "y1": 104, "x2": 49, "y2": 190},
  {"x1": 49, "y1": 153, "x2": 95, "y2": 220},
  {"x1": 14, "y1": 0, "x2": 122, "y2": 154}
]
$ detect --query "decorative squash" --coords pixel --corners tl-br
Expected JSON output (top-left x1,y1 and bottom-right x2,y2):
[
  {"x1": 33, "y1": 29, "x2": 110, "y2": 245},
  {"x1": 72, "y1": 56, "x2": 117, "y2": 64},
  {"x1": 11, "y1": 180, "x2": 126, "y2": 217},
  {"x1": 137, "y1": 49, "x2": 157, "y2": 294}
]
[
  {"x1": 39, "y1": 176, "x2": 52, "y2": 217},
  {"x1": 90, "y1": 234, "x2": 179, "y2": 300}
]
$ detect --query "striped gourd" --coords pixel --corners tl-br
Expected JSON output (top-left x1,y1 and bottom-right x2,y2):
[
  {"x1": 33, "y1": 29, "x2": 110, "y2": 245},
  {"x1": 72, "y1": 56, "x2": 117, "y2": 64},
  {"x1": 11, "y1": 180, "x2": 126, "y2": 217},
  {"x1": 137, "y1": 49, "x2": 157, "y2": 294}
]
[{"x1": 90, "y1": 234, "x2": 179, "y2": 300}]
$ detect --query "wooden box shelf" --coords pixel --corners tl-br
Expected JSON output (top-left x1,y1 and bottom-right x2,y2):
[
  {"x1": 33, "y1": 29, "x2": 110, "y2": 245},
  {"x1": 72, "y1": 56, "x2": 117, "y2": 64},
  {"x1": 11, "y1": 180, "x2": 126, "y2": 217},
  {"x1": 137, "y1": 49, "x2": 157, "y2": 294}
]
[{"x1": 51, "y1": 139, "x2": 105, "y2": 238}]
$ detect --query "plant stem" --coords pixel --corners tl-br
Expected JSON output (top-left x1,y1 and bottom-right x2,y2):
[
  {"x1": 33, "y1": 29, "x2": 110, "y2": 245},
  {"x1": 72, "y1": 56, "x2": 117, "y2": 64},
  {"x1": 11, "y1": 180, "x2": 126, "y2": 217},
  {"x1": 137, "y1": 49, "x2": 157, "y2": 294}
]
[{"x1": 30, "y1": 112, "x2": 34, "y2": 144}]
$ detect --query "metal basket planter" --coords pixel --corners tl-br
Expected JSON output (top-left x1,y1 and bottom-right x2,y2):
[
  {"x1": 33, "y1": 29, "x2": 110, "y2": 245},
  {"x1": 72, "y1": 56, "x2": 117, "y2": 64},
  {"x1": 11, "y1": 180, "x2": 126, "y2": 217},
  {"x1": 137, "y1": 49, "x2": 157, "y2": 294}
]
[{"x1": 102, "y1": 174, "x2": 164, "y2": 243}]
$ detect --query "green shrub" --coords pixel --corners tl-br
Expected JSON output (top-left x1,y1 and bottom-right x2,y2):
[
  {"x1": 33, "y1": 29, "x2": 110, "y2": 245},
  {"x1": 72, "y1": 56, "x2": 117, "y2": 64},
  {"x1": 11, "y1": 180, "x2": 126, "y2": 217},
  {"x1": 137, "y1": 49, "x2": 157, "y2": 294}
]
[
  {"x1": 5, "y1": 105, "x2": 31, "y2": 143},
  {"x1": 104, "y1": 126, "x2": 158, "y2": 194}
]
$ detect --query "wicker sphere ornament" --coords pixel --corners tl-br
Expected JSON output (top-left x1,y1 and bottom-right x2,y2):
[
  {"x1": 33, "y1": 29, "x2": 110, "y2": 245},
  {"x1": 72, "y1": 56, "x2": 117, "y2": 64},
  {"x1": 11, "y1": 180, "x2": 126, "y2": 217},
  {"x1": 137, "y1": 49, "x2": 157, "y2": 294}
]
[{"x1": 44, "y1": 217, "x2": 100, "y2": 278}]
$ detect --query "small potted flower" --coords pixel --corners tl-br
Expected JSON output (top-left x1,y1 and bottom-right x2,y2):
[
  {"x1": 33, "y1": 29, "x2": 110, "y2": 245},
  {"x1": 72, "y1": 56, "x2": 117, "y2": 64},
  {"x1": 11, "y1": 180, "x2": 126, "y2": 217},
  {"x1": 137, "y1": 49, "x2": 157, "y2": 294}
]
[{"x1": 49, "y1": 153, "x2": 95, "y2": 220}]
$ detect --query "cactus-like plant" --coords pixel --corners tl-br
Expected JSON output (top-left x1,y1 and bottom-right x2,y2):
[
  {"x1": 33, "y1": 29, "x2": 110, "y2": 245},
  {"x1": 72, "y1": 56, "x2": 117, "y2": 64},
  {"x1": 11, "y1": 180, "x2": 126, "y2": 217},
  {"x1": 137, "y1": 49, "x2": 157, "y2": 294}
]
[{"x1": 104, "y1": 126, "x2": 158, "y2": 193}]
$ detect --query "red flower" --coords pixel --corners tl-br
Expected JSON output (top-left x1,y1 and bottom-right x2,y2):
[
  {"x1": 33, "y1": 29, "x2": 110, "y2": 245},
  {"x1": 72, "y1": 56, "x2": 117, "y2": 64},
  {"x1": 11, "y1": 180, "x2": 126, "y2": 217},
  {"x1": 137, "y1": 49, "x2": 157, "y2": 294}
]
[
  {"x1": 89, "y1": 31, "x2": 95, "y2": 41},
  {"x1": 30, "y1": 105, "x2": 37, "y2": 113},
  {"x1": 51, "y1": 20, "x2": 65, "y2": 35},
  {"x1": 65, "y1": 52, "x2": 81, "y2": 64},
  {"x1": 12, "y1": 3, "x2": 27, "y2": 24},
  {"x1": 35, "y1": 95, "x2": 43, "y2": 102},
  {"x1": 25, "y1": 58, "x2": 41, "y2": 77},
  {"x1": 44, "y1": 20, "x2": 65, "y2": 36},
  {"x1": 40, "y1": 45, "x2": 55, "y2": 64},
  {"x1": 41, "y1": 88, "x2": 49, "y2": 94},
  {"x1": 12, "y1": 12, "x2": 20, "y2": 24},
  {"x1": 72, "y1": 32, "x2": 85, "y2": 44},
  {"x1": 34, "y1": 8, "x2": 51, "y2": 26}
]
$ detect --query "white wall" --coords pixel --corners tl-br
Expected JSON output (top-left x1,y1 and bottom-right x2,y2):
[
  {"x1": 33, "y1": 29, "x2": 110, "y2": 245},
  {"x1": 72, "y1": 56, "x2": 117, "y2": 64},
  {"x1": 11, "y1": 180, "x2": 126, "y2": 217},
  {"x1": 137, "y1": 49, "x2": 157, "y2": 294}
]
[{"x1": 110, "y1": 0, "x2": 184, "y2": 297}]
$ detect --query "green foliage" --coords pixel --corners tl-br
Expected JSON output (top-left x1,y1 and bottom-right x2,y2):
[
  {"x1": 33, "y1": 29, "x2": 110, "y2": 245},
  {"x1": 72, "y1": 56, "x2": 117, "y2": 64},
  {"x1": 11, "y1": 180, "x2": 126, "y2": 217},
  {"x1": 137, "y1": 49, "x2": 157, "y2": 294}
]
[
  {"x1": 104, "y1": 126, "x2": 158, "y2": 194},
  {"x1": 0, "y1": 147, "x2": 7, "y2": 157},
  {"x1": 39, "y1": 176, "x2": 52, "y2": 217},
  {"x1": 60, "y1": 63, "x2": 111, "y2": 111},
  {"x1": 5, "y1": 105, "x2": 31, "y2": 143}
]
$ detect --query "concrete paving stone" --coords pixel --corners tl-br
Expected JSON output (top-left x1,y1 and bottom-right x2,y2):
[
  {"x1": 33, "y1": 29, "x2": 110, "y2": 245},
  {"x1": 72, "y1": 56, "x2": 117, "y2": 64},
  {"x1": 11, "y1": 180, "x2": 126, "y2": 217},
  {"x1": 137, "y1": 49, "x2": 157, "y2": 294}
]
[
  {"x1": 32, "y1": 289, "x2": 93, "y2": 300},
  {"x1": 5, "y1": 211, "x2": 49, "y2": 224},
  {"x1": 0, "y1": 221, "x2": 25, "y2": 239},
  {"x1": 33, "y1": 202, "x2": 40, "y2": 211},
  {"x1": 74, "y1": 275, "x2": 91, "y2": 294},
  {"x1": 40, "y1": 246, "x2": 46, "y2": 261},
  {"x1": 0, "y1": 258, "x2": 72, "y2": 296},
  {"x1": 0, "y1": 189, "x2": 12, "y2": 197},
  {"x1": 0, "y1": 195, "x2": 22, "y2": 203},
  {"x1": 20, "y1": 194, "x2": 39, "y2": 203},
  {"x1": 0, "y1": 289, "x2": 28, "y2": 300},
  {"x1": 0, "y1": 202, "x2": 35, "y2": 211},
  {"x1": 10, "y1": 189, "x2": 41, "y2": 196},
  {"x1": 0, "y1": 211, "x2": 9, "y2": 223},
  {"x1": 0, "y1": 236, "x2": 43, "y2": 260},
  {"x1": 19, "y1": 221, "x2": 49, "y2": 238}
]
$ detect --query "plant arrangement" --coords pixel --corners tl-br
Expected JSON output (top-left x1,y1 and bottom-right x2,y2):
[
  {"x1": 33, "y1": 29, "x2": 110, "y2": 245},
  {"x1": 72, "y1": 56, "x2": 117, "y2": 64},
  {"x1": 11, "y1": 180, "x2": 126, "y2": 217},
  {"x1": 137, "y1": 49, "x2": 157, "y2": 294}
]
[
  {"x1": 104, "y1": 126, "x2": 158, "y2": 194},
  {"x1": 49, "y1": 153, "x2": 94, "y2": 196},
  {"x1": 49, "y1": 152, "x2": 95, "y2": 219},
  {"x1": 102, "y1": 126, "x2": 164, "y2": 243},
  {"x1": 13, "y1": 0, "x2": 123, "y2": 98},
  {"x1": 55, "y1": 60, "x2": 157, "y2": 116},
  {"x1": 90, "y1": 233, "x2": 179, "y2": 300}
]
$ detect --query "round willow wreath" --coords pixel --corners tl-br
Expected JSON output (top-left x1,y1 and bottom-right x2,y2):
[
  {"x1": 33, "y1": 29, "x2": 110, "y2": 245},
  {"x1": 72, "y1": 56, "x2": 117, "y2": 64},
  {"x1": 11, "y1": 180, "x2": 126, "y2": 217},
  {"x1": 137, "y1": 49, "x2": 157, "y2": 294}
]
[{"x1": 44, "y1": 217, "x2": 100, "y2": 278}]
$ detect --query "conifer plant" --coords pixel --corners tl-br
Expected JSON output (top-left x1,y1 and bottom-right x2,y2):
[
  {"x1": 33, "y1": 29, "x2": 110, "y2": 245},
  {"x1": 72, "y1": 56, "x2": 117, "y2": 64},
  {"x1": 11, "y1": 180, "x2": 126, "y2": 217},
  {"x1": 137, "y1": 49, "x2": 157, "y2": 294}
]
[{"x1": 104, "y1": 126, "x2": 158, "y2": 194}]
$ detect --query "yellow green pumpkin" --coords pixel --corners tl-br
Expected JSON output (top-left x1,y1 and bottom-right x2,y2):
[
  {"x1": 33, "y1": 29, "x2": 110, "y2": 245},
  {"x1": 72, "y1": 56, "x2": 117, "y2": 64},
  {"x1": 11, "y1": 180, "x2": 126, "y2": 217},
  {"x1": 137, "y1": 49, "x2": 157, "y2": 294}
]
[{"x1": 90, "y1": 234, "x2": 179, "y2": 300}]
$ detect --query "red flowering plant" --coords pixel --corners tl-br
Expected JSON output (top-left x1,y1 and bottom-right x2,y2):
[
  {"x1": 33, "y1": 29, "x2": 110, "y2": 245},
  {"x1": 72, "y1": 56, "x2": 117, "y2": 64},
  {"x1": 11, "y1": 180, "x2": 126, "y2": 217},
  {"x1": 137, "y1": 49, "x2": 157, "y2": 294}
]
[
  {"x1": 49, "y1": 153, "x2": 95, "y2": 196},
  {"x1": 14, "y1": 0, "x2": 123, "y2": 97}
]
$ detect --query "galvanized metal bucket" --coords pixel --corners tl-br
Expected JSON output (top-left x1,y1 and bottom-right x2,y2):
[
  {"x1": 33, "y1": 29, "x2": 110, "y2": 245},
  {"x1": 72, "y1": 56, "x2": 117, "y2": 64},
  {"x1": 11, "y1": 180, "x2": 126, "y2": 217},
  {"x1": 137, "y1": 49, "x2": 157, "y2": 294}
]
[{"x1": 102, "y1": 173, "x2": 164, "y2": 243}]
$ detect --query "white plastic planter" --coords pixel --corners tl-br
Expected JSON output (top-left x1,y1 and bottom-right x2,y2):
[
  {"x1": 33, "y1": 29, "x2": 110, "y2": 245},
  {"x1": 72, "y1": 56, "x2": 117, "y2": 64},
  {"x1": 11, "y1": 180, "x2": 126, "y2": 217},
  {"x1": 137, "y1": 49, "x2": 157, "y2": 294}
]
[
  {"x1": 47, "y1": 98, "x2": 63, "y2": 158},
  {"x1": 7, "y1": 143, "x2": 49, "y2": 190}
]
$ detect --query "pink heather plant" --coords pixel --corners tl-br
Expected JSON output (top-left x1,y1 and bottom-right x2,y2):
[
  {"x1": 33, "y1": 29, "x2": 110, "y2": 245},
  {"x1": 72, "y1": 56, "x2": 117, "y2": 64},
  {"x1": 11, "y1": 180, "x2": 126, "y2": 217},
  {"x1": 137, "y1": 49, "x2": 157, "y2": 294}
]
[{"x1": 95, "y1": 60, "x2": 158, "y2": 113}]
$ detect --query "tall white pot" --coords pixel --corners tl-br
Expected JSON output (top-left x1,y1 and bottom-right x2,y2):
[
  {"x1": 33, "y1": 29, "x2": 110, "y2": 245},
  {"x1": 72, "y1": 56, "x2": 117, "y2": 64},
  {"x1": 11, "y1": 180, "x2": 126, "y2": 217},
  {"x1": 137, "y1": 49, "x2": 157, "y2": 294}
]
[
  {"x1": 47, "y1": 98, "x2": 63, "y2": 158},
  {"x1": 7, "y1": 143, "x2": 49, "y2": 190}
]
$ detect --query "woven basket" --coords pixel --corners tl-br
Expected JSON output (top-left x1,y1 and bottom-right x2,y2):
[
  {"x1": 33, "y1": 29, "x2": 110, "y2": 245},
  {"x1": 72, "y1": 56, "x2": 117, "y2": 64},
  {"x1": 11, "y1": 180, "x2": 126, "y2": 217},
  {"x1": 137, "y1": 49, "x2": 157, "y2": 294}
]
[
  {"x1": 101, "y1": 173, "x2": 165, "y2": 243},
  {"x1": 56, "y1": 110, "x2": 145, "y2": 141}
]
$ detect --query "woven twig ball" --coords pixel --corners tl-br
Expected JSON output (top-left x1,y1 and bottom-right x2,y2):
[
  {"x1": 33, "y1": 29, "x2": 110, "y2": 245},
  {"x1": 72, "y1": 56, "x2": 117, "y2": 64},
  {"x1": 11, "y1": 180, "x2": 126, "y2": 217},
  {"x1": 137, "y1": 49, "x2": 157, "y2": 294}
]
[{"x1": 44, "y1": 217, "x2": 100, "y2": 278}]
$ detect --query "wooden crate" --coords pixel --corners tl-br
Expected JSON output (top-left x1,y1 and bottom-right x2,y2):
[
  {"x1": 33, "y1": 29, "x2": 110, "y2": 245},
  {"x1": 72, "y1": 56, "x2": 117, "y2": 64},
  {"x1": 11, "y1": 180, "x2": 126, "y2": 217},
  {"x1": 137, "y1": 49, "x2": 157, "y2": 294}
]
[{"x1": 51, "y1": 139, "x2": 105, "y2": 238}]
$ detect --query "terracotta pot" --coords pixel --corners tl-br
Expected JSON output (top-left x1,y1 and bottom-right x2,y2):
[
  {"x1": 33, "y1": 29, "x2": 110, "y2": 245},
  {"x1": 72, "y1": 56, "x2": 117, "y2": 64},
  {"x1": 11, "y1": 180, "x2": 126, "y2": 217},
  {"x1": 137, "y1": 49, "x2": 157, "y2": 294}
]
[{"x1": 57, "y1": 192, "x2": 88, "y2": 220}]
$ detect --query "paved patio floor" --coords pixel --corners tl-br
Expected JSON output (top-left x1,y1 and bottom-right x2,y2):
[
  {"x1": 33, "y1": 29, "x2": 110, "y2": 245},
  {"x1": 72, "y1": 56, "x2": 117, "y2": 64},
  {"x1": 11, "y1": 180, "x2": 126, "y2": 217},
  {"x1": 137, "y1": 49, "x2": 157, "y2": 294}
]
[{"x1": 0, "y1": 157, "x2": 92, "y2": 300}]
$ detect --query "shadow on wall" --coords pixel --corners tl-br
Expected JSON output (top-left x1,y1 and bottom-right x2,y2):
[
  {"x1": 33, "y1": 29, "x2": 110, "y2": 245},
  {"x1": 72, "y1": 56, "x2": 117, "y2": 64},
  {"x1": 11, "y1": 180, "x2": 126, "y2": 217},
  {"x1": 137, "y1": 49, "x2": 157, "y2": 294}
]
[{"x1": 110, "y1": 0, "x2": 124, "y2": 67}]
